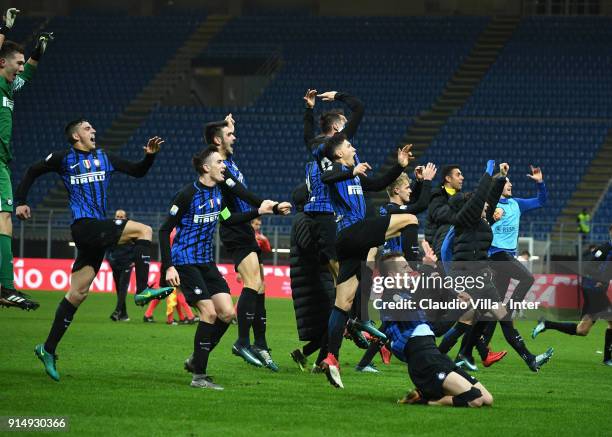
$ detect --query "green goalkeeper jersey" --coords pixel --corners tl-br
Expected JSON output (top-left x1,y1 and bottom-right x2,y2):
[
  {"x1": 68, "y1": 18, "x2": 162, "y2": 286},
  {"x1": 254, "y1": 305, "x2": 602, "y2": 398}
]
[{"x1": 0, "y1": 62, "x2": 36, "y2": 164}]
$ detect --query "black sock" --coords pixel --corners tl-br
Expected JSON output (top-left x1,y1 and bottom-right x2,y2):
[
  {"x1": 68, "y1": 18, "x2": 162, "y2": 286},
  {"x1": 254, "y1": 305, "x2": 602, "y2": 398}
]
[
  {"x1": 315, "y1": 331, "x2": 328, "y2": 365},
  {"x1": 302, "y1": 340, "x2": 320, "y2": 357},
  {"x1": 193, "y1": 321, "x2": 215, "y2": 375},
  {"x1": 604, "y1": 329, "x2": 612, "y2": 362},
  {"x1": 210, "y1": 318, "x2": 230, "y2": 352},
  {"x1": 544, "y1": 321, "x2": 577, "y2": 335},
  {"x1": 500, "y1": 321, "x2": 533, "y2": 362},
  {"x1": 253, "y1": 293, "x2": 268, "y2": 349},
  {"x1": 438, "y1": 322, "x2": 469, "y2": 354},
  {"x1": 357, "y1": 341, "x2": 381, "y2": 368},
  {"x1": 481, "y1": 321, "x2": 497, "y2": 345},
  {"x1": 44, "y1": 298, "x2": 78, "y2": 355},
  {"x1": 236, "y1": 287, "x2": 258, "y2": 346},
  {"x1": 460, "y1": 322, "x2": 487, "y2": 359},
  {"x1": 133, "y1": 240, "x2": 151, "y2": 293},
  {"x1": 327, "y1": 306, "x2": 349, "y2": 358}
]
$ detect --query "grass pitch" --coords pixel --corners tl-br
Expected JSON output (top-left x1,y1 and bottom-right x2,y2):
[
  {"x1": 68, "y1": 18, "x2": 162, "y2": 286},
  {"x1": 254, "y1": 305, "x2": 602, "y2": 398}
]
[{"x1": 2, "y1": 291, "x2": 611, "y2": 436}]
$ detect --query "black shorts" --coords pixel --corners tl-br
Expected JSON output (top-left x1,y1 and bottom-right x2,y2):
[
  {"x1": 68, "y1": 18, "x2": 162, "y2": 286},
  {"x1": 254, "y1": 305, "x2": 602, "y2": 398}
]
[
  {"x1": 220, "y1": 222, "x2": 262, "y2": 271},
  {"x1": 581, "y1": 284, "x2": 612, "y2": 320},
  {"x1": 305, "y1": 212, "x2": 337, "y2": 262},
  {"x1": 71, "y1": 218, "x2": 127, "y2": 273},
  {"x1": 336, "y1": 215, "x2": 391, "y2": 284},
  {"x1": 174, "y1": 263, "x2": 230, "y2": 305},
  {"x1": 405, "y1": 336, "x2": 478, "y2": 401}
]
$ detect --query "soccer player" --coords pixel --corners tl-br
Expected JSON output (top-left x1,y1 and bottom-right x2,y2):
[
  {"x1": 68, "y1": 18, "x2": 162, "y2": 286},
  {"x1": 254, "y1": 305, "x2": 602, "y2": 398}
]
[
  {"x1": 0, "y1": 8, "x2": 54, "y2": 310},
  {"x1": 379, "y1": 248, "x2": 493, "y2": 408},
  {"x1": 205, "y1": 114, "x2": 291, "y2": 371},
  {"x1": 443, "y1": 161, "x2": 553, "y2": 372},
  {"x1": 489, "y1": 164, "x2": 546, "y2": 310},
  {"x1": 15, "y1": 119, "x2": 173, "y2": 381},
  {"x1": 319, "y1": 135, "x2": 417, "y2": 388},
  {"x1": 354, "y1": 166, "x2": 437, "y2": 372},
  {"x1": 159, "y1": 147, "x2": 276, "y2": 389},
  {"x1": 302, "y1": 89, "x2": 364, "y2": 282},
  {"x1": 532, "y1": 223, "x2": 612, "y2": 366},
  {"x1": 106, "y1": 209, "x2": 134, "y2": 322}
]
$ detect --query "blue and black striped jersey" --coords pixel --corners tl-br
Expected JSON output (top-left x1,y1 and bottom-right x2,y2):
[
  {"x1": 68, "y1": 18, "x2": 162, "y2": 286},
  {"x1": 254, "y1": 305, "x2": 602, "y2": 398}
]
[
  {"x1": 159, "y1": 180, "x2": 261, "y2": 267},
  {"x1": 14, "y1": 147, "x2": 156, "y2": 223},
  {"x1": 223, "y1": 156, "x2": 254, "y2": 213}
]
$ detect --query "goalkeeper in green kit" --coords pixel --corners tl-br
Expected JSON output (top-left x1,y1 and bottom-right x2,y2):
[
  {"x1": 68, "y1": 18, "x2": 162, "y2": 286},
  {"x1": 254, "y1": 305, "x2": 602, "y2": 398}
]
[{"x1": 0, "y1": 8, "x2": 53, "y2": 310}]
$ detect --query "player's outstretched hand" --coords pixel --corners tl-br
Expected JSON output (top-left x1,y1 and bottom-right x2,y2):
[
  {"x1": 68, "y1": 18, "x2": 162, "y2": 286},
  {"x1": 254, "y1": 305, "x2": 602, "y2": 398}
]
[
  {"x1": 33, "y1": 32, "x2": 54, "y2": 56},
  {"x1": 143, "y1": 136, "x2": 164, "y2": 154},
  {"x1": 499, "y1": 162, "x2": 509, "y2": 177},
  {"x1": 421, "y1": 240, "x2": 438, "y2": 266},
  {"x1": 457, "y1": 292, "x2": 471, "y2": 303},
  {"x1": 353, "y1": 162, "x2": 371, "y2": 177},
  {"x1": 15, "y1": 205, "x2": 31, "y2": 220},
  {"x1": 258, "y1": 200, "x2": 277, "y2": 215},
  {"x1": 304, "y1": 89, "x2": 317, "y2": 108},
  {"x1": 397, "y1": 144, "x2": 414, "y2": 167},
  {"x1": 166, "y1": 266, "x2": 180, "y2": 287},
  {"x1": 276, "y1": 201, "x2": 292, "y2": 215},
  {"x1": 527, "y1": 165, "x2": 543, "y2": 183},
  {"x1": 3, "y1": 8, "x2": 19, "y2": 29},
  {"x1": 317, "y1": 91, "x2": 337, "y2": 102},
  {"x1": 422, "y1": 162, "x2": 437, "y2": 181}
]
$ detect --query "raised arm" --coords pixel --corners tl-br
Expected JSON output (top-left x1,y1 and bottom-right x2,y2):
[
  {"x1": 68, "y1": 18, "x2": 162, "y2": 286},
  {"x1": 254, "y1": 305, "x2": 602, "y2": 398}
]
[
  {"x1": 360, "y1": 145, "x2": 413, "y2": 192},
  {"x1": 107, "y1": 137, "x2": 163, "y2": 178},
  {"x1": 303, "y1": 89, "x2": 317, "y2": 146},
  {"x1": 0, "y1": 8, "x2": 19, "y2": 50},
  {"x1": 15, "y1": 150, "x2": 65, "y2": 219},
  {"x1": 515, "y1": 166, "x2": 547, "y2": 213},
  {"x1": 316, "y1": 91, "x2": 365, "y2": 140}
]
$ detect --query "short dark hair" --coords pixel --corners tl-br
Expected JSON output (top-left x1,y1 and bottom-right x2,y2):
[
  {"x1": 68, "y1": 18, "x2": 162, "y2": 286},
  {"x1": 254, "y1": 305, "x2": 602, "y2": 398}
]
[
  {"x1": 520, "y1": 250, "x2": 531, "y2": 258},
  {"x1": 377, "y1": 250, "x2": 404, "y2": 277},
  {"x1": 192, "y1": 146, "x2": 219, "y2": 175},
  {"x1": 64, "y1": 118, "x2": 88, "y2": 145},
  {"x1": 320, "y1": 109, "x2": 345, "y2": 134},
  {"x1": 323, "y1": 133, "x2": 347, "y2": 162},
  {"x1": 0, "y1": 40, "x2": 25, "y2": 60},
  {"x1": 204, "y1": 120, "x2": 228, "y2": 145},
  {"x1": 441, "y1": 164, "x2": 461, "y2": 184}
]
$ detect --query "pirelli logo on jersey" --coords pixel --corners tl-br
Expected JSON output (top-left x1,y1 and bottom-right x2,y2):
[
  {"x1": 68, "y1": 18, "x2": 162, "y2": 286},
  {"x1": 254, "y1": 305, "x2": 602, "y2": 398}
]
[
  {"x1": 347, "y1": 185, "x2": 363, "y2": 195},
  {"x1": 194, "y1": 211, "x2": 220, "y2": 224},
  {"x1": 70, "y1": 171, "x2": 106, "y2": 185}
]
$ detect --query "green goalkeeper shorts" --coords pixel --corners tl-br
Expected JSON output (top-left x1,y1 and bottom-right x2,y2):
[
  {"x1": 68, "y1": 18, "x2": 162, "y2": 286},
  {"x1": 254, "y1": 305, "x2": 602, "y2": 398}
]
[{"x1": 0, "y1": 164, "x2": 13, "y2": 213}]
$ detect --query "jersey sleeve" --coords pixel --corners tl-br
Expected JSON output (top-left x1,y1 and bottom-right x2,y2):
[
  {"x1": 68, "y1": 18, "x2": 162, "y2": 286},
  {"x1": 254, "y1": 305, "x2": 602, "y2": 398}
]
[
  {"x1": 107, "y1": 152, "x2": 155, "y2": 178},
  {"x1": 158, "y1": 186, "x2": 194, "y2": 268},
  {"x1": 14, "y1": 150, "x2": 65, "y2": 206},
  {"x1": 11, "y1": 63, "x2": 36, "y2": 93},
  {"x1": 219, "y1": 173, "x2": 264, "y2": 208}
]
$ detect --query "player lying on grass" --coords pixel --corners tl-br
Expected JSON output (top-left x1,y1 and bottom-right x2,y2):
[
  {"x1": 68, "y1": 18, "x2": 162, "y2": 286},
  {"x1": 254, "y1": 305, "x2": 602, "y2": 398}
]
[{"x1": 378, "y1": 246, "x2": 493, "y2": 407}]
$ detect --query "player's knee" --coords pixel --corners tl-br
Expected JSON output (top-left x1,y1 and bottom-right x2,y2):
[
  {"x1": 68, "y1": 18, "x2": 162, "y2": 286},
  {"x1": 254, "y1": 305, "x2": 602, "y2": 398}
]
[
  {"x1": 200, "y1": 308, "x2": 217, "y2": 324},
  {"x1": 480, "y1": 391, "x2": 494, "y2": 406},
  {"x1": 576, "y1": 326, "x2": 590, "y2": 336},
  {"x1": 140, "y1": 224, "x2": 153, "y2": 241},
  {"x1": 67, "y1": 288, "x2": 89, "y2": 304},
  {"x1": 217, "y1": 307, "x2": 235, "y2": 324}
]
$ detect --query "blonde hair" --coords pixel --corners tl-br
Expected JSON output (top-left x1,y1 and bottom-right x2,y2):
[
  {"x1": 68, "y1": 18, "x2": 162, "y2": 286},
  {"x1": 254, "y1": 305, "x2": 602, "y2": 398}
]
[{"x1": 386, "y1": 173, "x2": 410, "y2": 198}]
